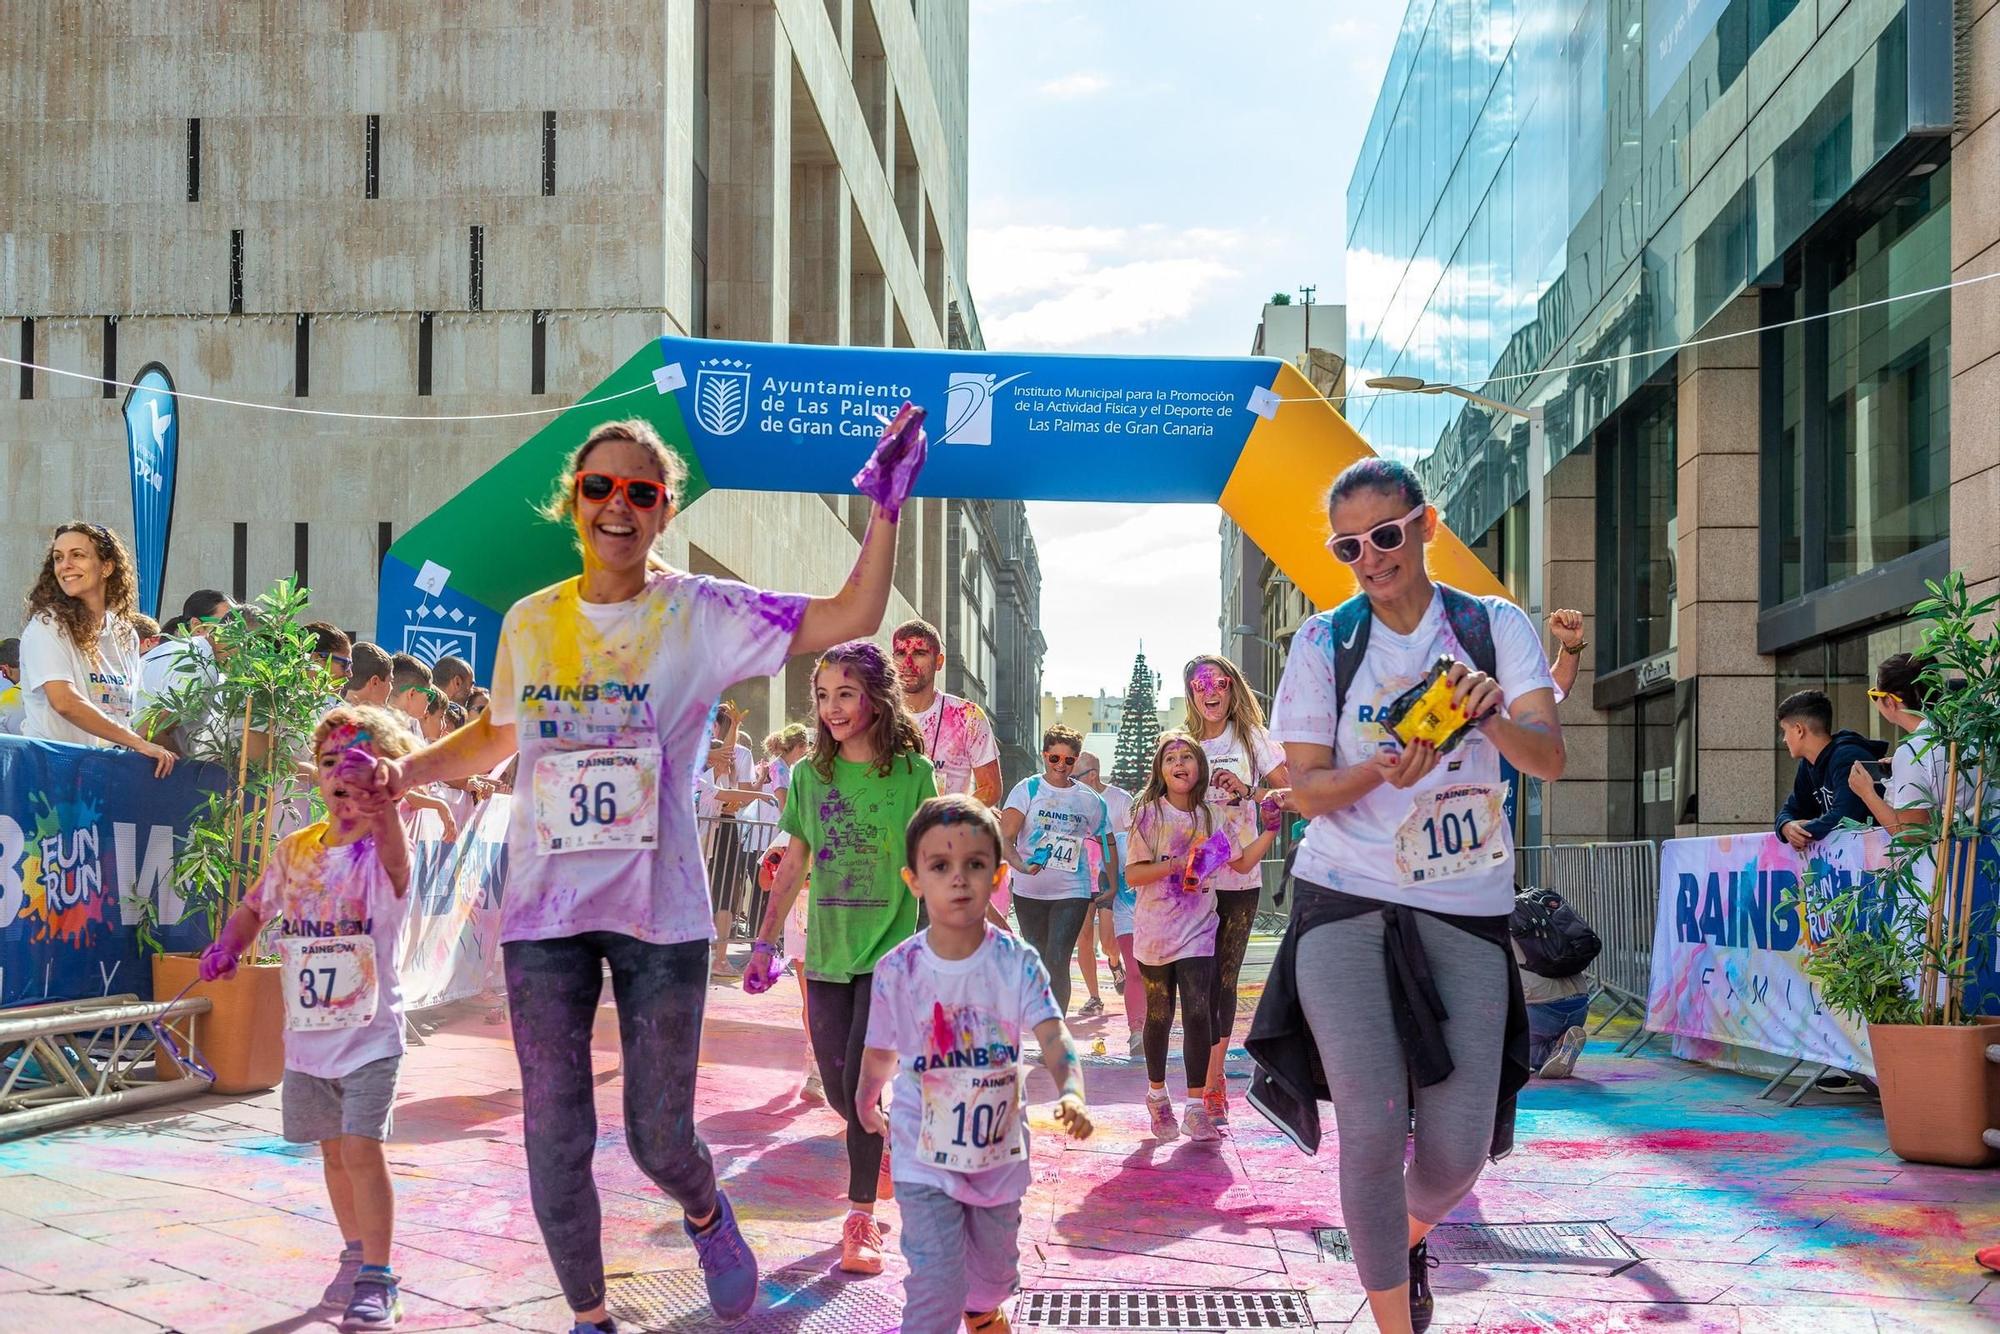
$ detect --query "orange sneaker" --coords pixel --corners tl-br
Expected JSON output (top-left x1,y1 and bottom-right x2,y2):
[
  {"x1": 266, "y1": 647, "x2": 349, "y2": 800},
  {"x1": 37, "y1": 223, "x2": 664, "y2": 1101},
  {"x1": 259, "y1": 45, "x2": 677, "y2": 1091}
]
[
  {"x1": 1203, "y1": 1084, "x2": 1229, "y2": 1125},
  {"x1": 839, "y1": 1211, "x2": 884, "y2": 1275},
  {"x1": 877, "y1": 1146, "x2": 895, "y2": 1201},
  {"x1": 965, "y1": 1308, "x2": 1013, "y2": 1332},
  {"x1": 1977, "y1": 1243, "x2": 2000, "y2": 1274}
]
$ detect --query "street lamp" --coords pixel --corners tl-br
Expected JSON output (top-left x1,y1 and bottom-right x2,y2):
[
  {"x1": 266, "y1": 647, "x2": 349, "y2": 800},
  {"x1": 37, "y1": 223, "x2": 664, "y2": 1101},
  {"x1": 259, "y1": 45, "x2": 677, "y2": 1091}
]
[{"x1": 1363, "y1": 375, "x2": 1546, "y2": 617}]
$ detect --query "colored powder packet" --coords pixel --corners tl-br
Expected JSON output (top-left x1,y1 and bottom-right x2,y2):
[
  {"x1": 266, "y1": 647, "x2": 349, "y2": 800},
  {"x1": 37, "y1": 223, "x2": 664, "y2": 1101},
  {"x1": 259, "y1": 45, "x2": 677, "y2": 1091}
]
[
  {"x1": 1025, "y1": 843, "x2": 1054, "y2": 868},
  {"x1": 852, "y1": 402, "x2": 928, "y2": 518},
  {"x1": 1184, "y1": 831, "x2": 1234, "y2": 889}
]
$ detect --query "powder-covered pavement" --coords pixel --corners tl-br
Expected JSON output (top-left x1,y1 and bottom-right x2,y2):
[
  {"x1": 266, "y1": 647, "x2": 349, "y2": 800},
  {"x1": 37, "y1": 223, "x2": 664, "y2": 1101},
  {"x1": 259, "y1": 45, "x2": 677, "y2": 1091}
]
[{"x1": 1, "y1": 940, "x2": 1996, "y2": 1332}]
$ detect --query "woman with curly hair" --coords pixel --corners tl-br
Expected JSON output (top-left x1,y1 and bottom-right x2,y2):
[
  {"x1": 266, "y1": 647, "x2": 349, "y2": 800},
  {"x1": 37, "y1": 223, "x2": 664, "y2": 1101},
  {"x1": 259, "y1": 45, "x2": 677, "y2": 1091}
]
[
  {"x1": 747, "y1": 639, "x2": 934, "y2": 1276},
  {"x1": 19, "y1": 522, "x2": 174, "y2": 776}
]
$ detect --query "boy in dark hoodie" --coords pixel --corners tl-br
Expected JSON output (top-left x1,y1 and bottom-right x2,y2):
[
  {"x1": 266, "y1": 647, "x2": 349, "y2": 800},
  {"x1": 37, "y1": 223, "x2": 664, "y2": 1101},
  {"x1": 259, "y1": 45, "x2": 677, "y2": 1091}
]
[{"x1": 1775, "y1": 690, "x2": 1889, "y2": 850}]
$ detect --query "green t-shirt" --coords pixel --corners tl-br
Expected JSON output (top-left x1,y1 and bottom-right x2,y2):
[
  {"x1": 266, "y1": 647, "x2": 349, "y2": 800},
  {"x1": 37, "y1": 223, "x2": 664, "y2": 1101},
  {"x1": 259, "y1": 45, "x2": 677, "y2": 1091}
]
[{"x1": 778, "y1": 751, "x2": 935, "y2": 982}]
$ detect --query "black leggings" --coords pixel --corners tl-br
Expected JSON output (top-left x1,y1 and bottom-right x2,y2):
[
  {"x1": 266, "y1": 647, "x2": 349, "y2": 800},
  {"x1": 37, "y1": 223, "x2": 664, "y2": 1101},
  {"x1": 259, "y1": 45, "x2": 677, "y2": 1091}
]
[
  {"x1": 1210, "y1": 888, "x2": 1259, "y2": 1056},
  {"x1": 1014, "y1": 896, "x2": 1089, "y2": 1014},
  {"x1": 805, "y1": 973, "x2": 883, "y2": 1203},
  {"x1": 1139, "y1": 955, "x2": 1216, "y2": 1090},
  {"x1": 504, "y1": 933, "x2": 718, "y2": 1314}
]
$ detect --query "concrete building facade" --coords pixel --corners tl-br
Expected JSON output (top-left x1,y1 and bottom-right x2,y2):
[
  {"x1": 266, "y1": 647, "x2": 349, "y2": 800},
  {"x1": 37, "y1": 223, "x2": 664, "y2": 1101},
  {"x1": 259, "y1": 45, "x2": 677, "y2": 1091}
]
[
  {"x1": 1, "y1": 0, "x2": 1037, "y2": 746},
  {"x1": 1347, "y1": 0, "x2": 1976, "y2": 842}
]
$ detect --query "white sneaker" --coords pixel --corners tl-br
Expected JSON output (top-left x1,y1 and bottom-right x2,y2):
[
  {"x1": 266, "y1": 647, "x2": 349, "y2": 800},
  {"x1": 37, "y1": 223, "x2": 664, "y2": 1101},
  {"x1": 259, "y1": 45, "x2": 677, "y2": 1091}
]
[
  {"x1": 1127, "y1": 1032, "x2": 1145, "y2": 1059},
  {"x1": 801, "y1": 1072, "x2": 827, "y2": 1105},
  {"x1": 1183, "y1": 1101, "x2": 1221, "y2": 1143},
  {"x1": 1146, "y1": 1092, "x2": 1179, "y2": 1143},
  {"x1": 1538, "y1": 1026, "x2": 1587, "y2": 1079}
]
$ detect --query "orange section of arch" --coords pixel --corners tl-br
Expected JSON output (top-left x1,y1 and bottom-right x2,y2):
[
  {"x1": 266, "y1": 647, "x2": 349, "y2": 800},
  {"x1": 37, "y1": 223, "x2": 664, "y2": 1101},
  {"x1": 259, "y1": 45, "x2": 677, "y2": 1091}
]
[{"x1": 1218, "y1": 360, "x2": 1513, "y2": 613}]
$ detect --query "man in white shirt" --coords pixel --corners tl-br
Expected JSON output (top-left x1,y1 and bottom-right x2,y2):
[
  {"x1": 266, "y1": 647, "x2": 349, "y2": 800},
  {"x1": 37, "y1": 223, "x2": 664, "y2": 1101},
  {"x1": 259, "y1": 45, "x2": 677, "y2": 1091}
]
[
  {"x1": 891, "y1": 618, "x2": 1001, "y2": 803},
  {"x1": 134, "y1": 589, "x2": 236, "y2": 750}
]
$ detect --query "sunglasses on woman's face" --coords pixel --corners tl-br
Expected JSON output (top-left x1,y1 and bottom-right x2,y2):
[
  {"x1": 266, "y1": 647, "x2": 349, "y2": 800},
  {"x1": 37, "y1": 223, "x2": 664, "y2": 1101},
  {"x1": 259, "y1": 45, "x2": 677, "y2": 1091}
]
[
  {"x1": 576, "y1": 472, "x2": 666, "y2": 511},
  {"x1": 1327, "y1": 506, "x2": 1427, "y2": 564},
  {"x1": 1043, "y1": 752, "x2": 1078, "y2": 768}
]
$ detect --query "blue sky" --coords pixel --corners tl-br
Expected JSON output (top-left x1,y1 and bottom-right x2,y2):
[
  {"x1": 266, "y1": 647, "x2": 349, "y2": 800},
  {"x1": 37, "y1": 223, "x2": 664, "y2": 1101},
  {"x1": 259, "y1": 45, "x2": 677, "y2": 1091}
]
[{"x1": 968, "y1": 1, "x2": 1405, "y2": 695}]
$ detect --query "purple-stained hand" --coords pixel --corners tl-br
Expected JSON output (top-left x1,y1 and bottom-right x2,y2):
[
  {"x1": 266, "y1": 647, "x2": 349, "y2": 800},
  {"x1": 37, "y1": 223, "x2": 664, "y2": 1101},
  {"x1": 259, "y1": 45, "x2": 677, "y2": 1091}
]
[
  {"x1": 852, "y1": 402, "x2": 929, "y2": 519},
  {"x1": 1184, "y1": 831, "x2": 1235, "y2": 890}
]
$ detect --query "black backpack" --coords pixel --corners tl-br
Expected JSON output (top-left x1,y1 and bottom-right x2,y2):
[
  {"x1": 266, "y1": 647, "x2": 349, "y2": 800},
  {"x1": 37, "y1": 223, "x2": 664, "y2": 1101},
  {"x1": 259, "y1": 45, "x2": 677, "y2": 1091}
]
[{"x1": 1509, "y1": 888, "x2": 1600, "y2": 978}]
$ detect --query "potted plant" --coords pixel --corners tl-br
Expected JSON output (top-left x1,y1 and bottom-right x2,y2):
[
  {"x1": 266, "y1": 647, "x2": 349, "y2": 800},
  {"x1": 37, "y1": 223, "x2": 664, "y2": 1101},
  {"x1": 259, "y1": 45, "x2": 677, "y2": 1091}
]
[
  {"x1": 1796, "y1": 573, "x2": 2000, "y2": 1167},
  {"x1": 133, "y1": 577, "x2": 334, "y2": 1094}
]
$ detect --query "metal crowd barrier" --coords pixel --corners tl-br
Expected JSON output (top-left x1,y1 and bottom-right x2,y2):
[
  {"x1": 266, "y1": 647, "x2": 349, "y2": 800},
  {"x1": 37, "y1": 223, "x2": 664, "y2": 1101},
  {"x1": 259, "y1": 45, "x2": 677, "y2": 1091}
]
[
  {"x1": 1516, "y1": 840, "x2": 1660, "y2": 1053},
  {"x1": 699, "y1": 814, "x2": 784, "y2": 938}
]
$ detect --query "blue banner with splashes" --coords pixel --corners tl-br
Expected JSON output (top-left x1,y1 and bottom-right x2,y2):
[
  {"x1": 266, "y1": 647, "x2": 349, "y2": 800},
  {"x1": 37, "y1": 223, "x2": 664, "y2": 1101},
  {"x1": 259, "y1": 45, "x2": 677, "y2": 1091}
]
[
  {"x1": 120, "y1": 363, "x2": 181, "y2": 620},
  {"x1": 0, "y1": 737, "x2": 221, "y2": 1007}
]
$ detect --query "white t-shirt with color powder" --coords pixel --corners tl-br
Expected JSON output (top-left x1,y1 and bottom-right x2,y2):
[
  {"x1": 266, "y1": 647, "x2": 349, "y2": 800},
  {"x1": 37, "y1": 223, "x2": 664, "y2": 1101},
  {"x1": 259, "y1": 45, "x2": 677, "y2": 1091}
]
[
  {"x1": 1003, "y1": 776, "x2": 1111, "y2": 901},
  {"x1": 911, "y1": 692, "x2": 1001, "y2": 797},
  {"x1": 866, "y1": 924, "x2": 1062, "y2": 1207},
  {"x1": 245, "y1": 821, "x2": 412, "y2": 1079},
  {"x1": 1271, "y1": 590, "x2": 1552, "y2": 916},
  {"x1": 1197, "y1": 723, "x2": 1284, "y2": 893},
  {"x1": 19, "y1": 612, "x2": 140, "y2": 747},
  {"x1": 1127, "y1": 799, "x2": 1251, "y2": 967},
  {"x1": 487, "y1": 571, "x2": 807, "y2": 947}
]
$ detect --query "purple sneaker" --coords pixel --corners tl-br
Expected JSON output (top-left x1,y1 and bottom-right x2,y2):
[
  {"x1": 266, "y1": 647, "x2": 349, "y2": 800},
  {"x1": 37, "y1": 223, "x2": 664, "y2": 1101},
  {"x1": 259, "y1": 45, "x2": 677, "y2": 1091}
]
[
  {"x1": 320, "y1": 1241, "x2": 363, "y2": 1311},
  {"x1": 341, "y1": 1268, "x2": 402, "y2": 1331},
  {"x1": 685, "y1": 1193, "x2": 759, "y2": 1323}
]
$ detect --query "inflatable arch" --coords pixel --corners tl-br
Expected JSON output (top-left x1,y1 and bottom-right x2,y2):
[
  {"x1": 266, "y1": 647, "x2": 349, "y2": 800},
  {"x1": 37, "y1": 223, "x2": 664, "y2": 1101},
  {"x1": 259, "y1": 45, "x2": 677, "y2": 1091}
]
[{"x1": 377, "y1": 336, "x2": 1507, "y2": 678}]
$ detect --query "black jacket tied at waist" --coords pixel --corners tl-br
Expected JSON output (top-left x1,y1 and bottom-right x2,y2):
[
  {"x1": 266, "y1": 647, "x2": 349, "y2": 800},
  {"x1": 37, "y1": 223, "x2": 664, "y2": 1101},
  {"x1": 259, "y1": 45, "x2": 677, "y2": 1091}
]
[{"x1": 1244, "y1": 878, "x2": 1530, "y2": 1160}]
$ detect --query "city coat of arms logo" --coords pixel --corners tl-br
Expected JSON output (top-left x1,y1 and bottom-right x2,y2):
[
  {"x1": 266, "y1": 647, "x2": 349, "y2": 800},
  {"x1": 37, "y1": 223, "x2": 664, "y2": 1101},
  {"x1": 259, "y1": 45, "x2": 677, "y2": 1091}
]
[{"x1": 694, "y1": 358, "x2": 752, "y2": 436}]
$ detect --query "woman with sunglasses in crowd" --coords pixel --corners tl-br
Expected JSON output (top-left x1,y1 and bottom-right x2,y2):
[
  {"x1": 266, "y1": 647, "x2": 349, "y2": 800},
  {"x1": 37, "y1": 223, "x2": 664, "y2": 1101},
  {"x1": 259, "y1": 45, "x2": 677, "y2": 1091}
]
[
  {"x1": 19, "y1": 522, "x2": 175, "y2": 776},
  {"x1": 362, "y1": 418, "x2": 918, "y2": 1333},
  {"x1": 1000, "y1": 723, "x2": 1116, "y2": 1016},
  {"x1": 1179, "y1": 653, "x2": 1287, "y2": 1126},
  {"x1": 1265, "y1": 458, "x2": 1562, "y2": 1334}
]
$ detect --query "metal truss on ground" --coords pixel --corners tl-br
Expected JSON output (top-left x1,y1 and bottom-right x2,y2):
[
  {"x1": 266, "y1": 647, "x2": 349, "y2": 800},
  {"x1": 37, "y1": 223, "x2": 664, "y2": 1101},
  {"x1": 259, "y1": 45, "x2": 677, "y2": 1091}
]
[{"x1": 0, "y1": 991, "x2": 214, "y2": 1140}]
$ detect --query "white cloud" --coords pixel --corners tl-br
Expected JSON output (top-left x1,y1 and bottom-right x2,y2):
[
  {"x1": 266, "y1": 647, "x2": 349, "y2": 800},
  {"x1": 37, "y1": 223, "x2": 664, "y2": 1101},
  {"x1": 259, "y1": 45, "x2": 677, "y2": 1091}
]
[
  {"x1": 1036, "y1": 72, "x2": 1110, "y2": 100},
  {"x1": 971, "y1": 224, "x2": 1243, "y2": 350}
]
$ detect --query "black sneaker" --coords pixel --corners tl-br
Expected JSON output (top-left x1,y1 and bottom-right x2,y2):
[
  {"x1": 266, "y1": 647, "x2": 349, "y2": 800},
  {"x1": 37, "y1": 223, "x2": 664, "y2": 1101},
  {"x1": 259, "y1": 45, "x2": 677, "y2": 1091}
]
[{"x1": 1408, "y1": 1238, "x2": 1437, "y2": 1332}]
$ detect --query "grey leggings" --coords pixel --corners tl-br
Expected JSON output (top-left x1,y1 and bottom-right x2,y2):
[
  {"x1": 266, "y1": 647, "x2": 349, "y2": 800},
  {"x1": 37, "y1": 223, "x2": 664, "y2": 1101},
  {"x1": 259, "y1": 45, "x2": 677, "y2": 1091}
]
[
  {"x1": 1013, "y1": 896, "x2": 1089, "y2": 1014},
  {"x1": 1295, "y1": 911, "x2": 1506, "y2": 1292}
]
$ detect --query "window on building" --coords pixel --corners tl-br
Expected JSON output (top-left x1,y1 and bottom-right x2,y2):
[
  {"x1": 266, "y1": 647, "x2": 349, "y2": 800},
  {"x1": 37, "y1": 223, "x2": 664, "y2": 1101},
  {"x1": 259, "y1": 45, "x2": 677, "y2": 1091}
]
[
  {"x1": 233, "y1": 522, "x2": 249, "y2": 602},
  {"x1": 469, "y1": 226, "x2": 485, "y2": 311},
  {"x1": 1765, "y1": 157, "x2": 1950, "y2": 606},
  {"x1": 229, "y1": 229, "x2": 244, "y2": 314},
  {"x1": 541, "y1": 111, "x2": 556, "y2": 196},
  {"x1": 294, "y1": 314, "x2": 311, "y2": 397},
  {"x1": 186, "y1": 118, "x2": 201, "y2": 202},
  {"x1": 1595, "y1": 387, "x2": 1677, "y2": 670},
  {"x1": 365, "y1": 114, "x2": 381, "y2": 199},
  {"x1": 18, "y1": 318, "x2": 32, "y2": 400},
  {"x1": 1606, "y1": 688, "x2": 1677, "y2": 842},
  {"x1": 101, "y1": 316, "x2": 117, "y2": 399},
  {"x1": 531, "y1": 310, "x2": 547, "y2": 394},
  {"x1": 417, "y1": 311, "x2": 434, "y2": 396},
  {"x1": 1772, "y1": 616, "x2": 1925, "y2": 810}
]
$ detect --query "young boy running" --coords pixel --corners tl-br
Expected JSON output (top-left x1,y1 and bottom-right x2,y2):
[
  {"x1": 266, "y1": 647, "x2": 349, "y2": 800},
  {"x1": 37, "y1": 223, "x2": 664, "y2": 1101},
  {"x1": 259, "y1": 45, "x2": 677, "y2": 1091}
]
[
  {"x1": 858, "y1": 794, "x2": 1094, "y2": 1334},
  {"x1": 199, "y1": 705, "x2": 419, "y2": 1330}
]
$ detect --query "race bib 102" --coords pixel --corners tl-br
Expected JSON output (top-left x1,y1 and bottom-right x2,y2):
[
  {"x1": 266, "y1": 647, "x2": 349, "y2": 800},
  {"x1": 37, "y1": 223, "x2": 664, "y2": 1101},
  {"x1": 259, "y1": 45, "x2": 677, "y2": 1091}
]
[
  {"x1": 918, "y1": 1066, "x2": 1024, "y2": 1173},
  {"x1": 533, "y1": 748, "x2": 661, "y2": 855},
  {"x1": 281, "y1": 936, "x2": 379, "y2": 1032}
]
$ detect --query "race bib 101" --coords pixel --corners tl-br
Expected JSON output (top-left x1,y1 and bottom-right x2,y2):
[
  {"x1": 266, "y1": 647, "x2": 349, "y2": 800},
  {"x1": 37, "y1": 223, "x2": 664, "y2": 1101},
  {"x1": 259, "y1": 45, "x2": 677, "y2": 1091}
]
[
  {"x1": 918, "y1": 1066, "x2": 1024, "y2": 1173},
  {"x1": 533, "y1": 748, "x2": 661, "y2": 855},
  {"x1": 281, "y1": 936, "x2": 379, "y2": 1032},
  {"x1": 1393, "y1": 783, "x2": 1508, "y2": 887}
]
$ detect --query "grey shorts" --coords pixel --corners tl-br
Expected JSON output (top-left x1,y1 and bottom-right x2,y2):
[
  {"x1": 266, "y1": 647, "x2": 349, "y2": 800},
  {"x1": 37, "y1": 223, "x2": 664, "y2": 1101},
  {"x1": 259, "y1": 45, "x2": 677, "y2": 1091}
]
[{"x1": 282, "y1": 1054, "x2": 401, "y2": 1143}]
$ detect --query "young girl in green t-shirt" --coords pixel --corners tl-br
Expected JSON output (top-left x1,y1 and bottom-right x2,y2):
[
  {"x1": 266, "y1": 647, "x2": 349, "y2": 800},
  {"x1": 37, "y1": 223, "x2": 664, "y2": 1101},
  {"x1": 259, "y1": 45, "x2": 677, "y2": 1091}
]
[{"x1": 746, "y1": 639, "x2": 934, "y2": 1277}]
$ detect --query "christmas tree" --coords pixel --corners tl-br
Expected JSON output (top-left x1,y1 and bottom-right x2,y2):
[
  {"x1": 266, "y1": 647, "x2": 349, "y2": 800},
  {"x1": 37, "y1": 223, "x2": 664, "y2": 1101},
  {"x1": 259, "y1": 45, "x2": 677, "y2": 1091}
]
[{"x1": 1110, "y1": 648, "x2": 1162, "y2": 791}]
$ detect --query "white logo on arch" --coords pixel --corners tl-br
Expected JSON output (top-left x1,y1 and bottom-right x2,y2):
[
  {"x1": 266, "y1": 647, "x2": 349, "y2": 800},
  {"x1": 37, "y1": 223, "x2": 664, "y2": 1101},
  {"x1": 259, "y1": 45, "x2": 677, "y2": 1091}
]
[
  {"x1": 693, "y1": 359, "x2": 752, "y2": 436},
  {"x1": 942, "y1": 371, "x2": 1030, "y2": 446}
]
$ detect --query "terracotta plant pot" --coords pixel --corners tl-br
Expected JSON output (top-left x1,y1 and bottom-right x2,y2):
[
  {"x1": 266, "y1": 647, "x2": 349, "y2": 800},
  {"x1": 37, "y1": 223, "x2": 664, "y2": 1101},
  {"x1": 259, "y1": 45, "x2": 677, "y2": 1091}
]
[
  {"x1": 1867, "y1": 1016, "x2": 2000, "y2": 1168},
  {"x1": 153, "y1": 952, "x2": 286, "y2": 1096}
]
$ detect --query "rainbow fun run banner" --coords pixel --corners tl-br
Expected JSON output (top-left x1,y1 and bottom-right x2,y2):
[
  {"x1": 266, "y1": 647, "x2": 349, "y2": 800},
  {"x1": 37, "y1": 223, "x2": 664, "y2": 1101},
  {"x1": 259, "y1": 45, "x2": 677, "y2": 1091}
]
[
  {"x1": 0, "y1": 736, "x2": 508, "y2": 1009},
  {"x1": 378, "y1": 337, "x2": 1510, "y2": 681},
  {"x1": 1646, "y1": 829, "x2": 2000, "y2": 1074}
]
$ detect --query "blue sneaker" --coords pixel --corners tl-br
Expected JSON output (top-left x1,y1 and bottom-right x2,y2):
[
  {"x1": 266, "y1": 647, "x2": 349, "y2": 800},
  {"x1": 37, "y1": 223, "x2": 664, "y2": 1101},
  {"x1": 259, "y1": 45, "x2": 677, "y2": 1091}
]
[
  {"x1": 684, "y1": 1193, "x2": 759, "y2": 1323},
  {"x1": 320, "y1": 1241, "x2": 363, "y2": 1311},
  {"x1": 341, "y1": 1269, "x2": 402, "y2": 1331}
]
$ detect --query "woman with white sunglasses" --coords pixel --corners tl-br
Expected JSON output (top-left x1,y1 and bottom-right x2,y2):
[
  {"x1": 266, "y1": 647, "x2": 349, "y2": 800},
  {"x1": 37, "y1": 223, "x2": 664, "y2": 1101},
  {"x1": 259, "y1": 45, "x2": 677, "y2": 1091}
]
[{"x1": 1265, "y1": 458, "x2": 1564, "y2": 1334}]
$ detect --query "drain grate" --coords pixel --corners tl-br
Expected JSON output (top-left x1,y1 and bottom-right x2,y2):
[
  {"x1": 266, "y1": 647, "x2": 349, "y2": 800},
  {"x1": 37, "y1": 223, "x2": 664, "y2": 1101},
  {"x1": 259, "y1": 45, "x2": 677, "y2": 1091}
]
[
  {"x1": 1016, "y1": 1290, "x2": 1311, "y2": 1329},
  {"x1": 1315, "y1": 1220, "x2": 1636, "y2": 1270},
  {"x1": 606, "y1": 1264, "x2": 904, "y2": 1332}
]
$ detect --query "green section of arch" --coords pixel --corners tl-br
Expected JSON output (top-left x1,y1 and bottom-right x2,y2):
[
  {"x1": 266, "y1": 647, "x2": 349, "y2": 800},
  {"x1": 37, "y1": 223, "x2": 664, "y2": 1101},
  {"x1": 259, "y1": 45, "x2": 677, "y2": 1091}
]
[{"x1": 390, "y1": 341, "x2": 710, "y2": 610}]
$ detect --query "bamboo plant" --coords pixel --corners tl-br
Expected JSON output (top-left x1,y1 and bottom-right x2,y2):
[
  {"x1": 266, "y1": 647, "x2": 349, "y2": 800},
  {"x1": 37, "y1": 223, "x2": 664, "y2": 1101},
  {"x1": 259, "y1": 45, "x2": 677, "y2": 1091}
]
[
  {"x1": 1796, "y1": 573, "x2": 2000, "y2": 1027},
  {"x1": 130, "y1": 577, "x2": 336, "y2": 954}
]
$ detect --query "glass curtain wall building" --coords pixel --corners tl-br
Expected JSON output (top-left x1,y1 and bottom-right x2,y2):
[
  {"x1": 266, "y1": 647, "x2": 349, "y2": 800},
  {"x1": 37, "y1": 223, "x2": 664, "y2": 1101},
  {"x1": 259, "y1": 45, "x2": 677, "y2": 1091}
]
[{"x1": 1346, "y1": 0, "x2": 1957, "y2": 840}]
